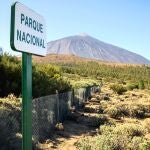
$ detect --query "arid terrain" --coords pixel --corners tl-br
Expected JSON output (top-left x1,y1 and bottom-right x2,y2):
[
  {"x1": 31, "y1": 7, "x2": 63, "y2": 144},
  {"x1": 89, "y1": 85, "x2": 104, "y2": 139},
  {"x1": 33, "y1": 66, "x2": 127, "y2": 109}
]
[{"x1": 37, "y1": 83, "x2": 150, "y2": 150}]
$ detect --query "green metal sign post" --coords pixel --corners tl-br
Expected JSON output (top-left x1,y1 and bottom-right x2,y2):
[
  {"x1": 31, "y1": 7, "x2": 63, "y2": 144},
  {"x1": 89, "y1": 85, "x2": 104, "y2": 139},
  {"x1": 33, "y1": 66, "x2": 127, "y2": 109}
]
[
  {"x1": 22, "y1": 53, "x2": 32, "y2": 150},
  {"x1": 10, "y1": 2, "x2": 47, "y2": 150}
]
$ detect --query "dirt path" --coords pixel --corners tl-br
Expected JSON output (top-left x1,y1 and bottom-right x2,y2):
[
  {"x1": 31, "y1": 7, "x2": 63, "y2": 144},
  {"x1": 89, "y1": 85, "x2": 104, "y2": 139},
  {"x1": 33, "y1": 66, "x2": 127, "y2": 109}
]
[
  {"x1": 55, "y1": 120, "x2": 96, "y2": 150},
  {"x1": 38, "y1": 97, "x2": 100, "y2": 150}
]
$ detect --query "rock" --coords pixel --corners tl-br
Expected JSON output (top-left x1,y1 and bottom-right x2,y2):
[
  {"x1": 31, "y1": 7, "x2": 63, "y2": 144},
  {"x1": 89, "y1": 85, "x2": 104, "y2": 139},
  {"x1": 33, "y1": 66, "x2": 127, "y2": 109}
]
[
  {"x1": 132, "y1": 93, "x2": 137, "y2": 97},
  {"x1": 103, "y1": 93, "x2": 110, "y2": 101},
  {"x1": 55, "y1": 123, "x2": 64, "y2": 131}
]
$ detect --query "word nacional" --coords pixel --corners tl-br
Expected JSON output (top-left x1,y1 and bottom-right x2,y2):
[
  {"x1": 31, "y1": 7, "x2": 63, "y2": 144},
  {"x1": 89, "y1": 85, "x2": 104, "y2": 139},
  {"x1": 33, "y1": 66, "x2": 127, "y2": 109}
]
[{"x1": 17, "y1": 13, "x2": 45, "y2": 48}]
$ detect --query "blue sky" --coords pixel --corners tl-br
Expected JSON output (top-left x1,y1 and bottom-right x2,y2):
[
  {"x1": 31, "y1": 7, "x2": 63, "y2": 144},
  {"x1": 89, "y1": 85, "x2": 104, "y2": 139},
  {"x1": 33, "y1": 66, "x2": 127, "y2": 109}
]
[{"x1": 0, "y1": 0, "x2": 150, "y2": 60}]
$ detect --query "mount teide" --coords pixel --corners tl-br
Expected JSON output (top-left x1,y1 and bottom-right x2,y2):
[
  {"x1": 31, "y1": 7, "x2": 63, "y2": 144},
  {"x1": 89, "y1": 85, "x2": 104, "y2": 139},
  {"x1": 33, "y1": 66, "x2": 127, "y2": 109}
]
[{"x1": 47, "y1": 34, "x2": 150, "y2": 64}]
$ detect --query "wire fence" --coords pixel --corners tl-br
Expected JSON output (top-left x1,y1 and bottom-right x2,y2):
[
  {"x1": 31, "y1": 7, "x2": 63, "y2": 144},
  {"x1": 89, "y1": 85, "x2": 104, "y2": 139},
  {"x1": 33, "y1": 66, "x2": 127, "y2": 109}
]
[
  {"x1": 32, "y1": 91, "x2": 73, "y2": 142},
  {"x1": 32, "y1": 86, "x2": 100, "y2": 142},
  {"x1": 0, "y1": 85, "x2": 100, "y2": 149}
]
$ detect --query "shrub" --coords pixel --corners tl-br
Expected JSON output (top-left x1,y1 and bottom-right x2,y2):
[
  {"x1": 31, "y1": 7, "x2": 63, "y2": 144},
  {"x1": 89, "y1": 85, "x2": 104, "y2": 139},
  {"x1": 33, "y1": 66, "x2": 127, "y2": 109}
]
[
  {"x1": 104, "y1": 103, "x2": 150, "y2": 119},
  {"x1": 71, "y1": 79, "x2": 98, "y2": 88},
  {"x1": 0, "y1": 54, "x2": 71, "y2": 97},
  {"x1": 76, "y1": 123, "x2": 148, "y2": 150},
  {"x1": 88, "y1": 114, "x2": 108, "y2": 127},
  {"x1": 142, "y1": 118, "x2": 150, "y2": 133},
  {"x1": 76, "y1": 127, "x2": 130, "y2": 150},
  {"x1": 110, "y1": 84, "x2": 127, "y2": 95},
  {"x1": 127, "y1": 83, "x2": 139, "y2": 91},
  {"x1": 94, "y1": 134, "x2": 129, "y2": 150},
  {"x1": 75, "y1": 137, "x2": 93, "y2": 150},
  {"x1": 98, "y1": 125, "x2": 114, "y2": 135},
  {"x1": 77, "y1": 114, "x2": 108, "y2": 127},
  {"x1": 0, "y1": 98, "x2": 21, "y2": 149},
  {"x1": 99, "y1": 123, "x2": 145, "y2": 138},
  {"x1": 32, "y1": 64, "x2": 71, "y2": 97},
  {"x1": 138, "y1": 79, "x2": 145, "y2": 90},
  {"x1": 0, "y1": 54, "x2": 21, "y2": 97},
  {"x1": 129, "y1": 137, "x2": 145, "y2": 150},
  {"x1": 129, "y1": 104, "x2": 150, "y2": 119},
  {"x1": 113, "y1": 123, "x2": 145, "y2": 137},
  {"x1": 139, "y1": 141, "x2": 150, "y2": 150},
  {"x1": 104, "y1": 106, "x2": 123, "y2": 119}
]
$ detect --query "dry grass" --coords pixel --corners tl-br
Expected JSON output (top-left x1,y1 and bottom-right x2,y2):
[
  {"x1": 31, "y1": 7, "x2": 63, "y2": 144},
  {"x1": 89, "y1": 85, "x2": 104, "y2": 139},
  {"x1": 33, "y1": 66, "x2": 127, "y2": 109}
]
[
  {"x1": 76, "y1": 82, "x2": 150, "y2": 150},
  {"x1": 32, "y1": 54, "x2": 142, "y2": 67}
]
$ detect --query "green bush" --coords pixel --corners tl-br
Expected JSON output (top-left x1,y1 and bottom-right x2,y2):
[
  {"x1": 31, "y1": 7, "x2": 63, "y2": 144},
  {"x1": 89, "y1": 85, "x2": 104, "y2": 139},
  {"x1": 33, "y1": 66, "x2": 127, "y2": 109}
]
[
  {"x1": 129, "y1": 137, "x2": 147, "y2": 150},
  {"x1": 76, "y1": 133, "x2": 130, "y2": 150},
  {"x1": 104, "y1": 106, "x2": 123, "y2": 119},
  {"x1": 129, "y1": 104, "x2": 150, "y2": 119},
  {"x1": 104, "y1": 103, "x2": 150, "y2": 119},
  {"x1": 99, "y1": 123, "x2": 145, "y2": 138},
  {"x1": 32, "y1": 64, "x2": 71, "y2": 97},
  {"x1": 127, "y1": 83, "x2": 139, "y2": 91},
  {"x1": 113, "y1": 123, "x2": 145, "y2": 137},
  {"x1": 0, "y1": 54, "x2": 71, "y2": 97},
  {"x1": 139, "y1": 141, "x2": 150, "y2": 150},
  {"x1": 76, "y1": 137, "x2": 94, "y2": 150},
  {"x1": 138, "y1": 79, "x2": 145, "y2": 90},
  {"x1": 87, "y1": 114, "x2": 108, "y2": 127},
  {"x1": 143, "y1": 118, "x2": 150, "y2": 133},
  {"x1": 0, "y1": 54, "x2": 21, "y2": 97},
  {"x1": 110, "y1": 84, "x2": 127, "y2": 95},
  {"x1": 76, "y1": 124, "x2": 148, "y2": 150},
  {"x1": 98, "y1": 124, "x2": 114, "y2": 135},
  {"x1": 77, "y1": 135, "x2": 150, "y2": 150},
  {"x1": 71, "y1": 79, "x2": 98, "y2": 88}
]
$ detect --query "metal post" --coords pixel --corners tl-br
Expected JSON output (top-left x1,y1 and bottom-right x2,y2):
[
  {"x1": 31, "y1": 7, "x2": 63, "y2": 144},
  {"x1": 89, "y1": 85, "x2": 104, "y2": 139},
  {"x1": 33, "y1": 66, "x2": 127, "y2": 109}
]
[
  {"x1": 22, "y1": 52, "x2": 32, "y2": 150},
  {"x1": 56, "y1": 90, "x2": 59, "y2": 122}
]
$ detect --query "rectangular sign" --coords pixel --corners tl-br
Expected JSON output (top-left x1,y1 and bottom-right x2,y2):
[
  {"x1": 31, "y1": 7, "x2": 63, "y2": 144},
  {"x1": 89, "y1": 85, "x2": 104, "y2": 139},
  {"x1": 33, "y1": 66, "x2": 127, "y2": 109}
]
[{"x1": 10, "y1": 2, "x2": 47, "y2": 56}]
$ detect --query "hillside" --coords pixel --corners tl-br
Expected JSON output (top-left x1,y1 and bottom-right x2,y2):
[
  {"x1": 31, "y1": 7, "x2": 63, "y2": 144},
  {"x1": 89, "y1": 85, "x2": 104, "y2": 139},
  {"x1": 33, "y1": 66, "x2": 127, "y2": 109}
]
[
  {"x1": 47, "y1": 35, "x2": 150, "y2": 64},
  {"x1": 33, "y1": 54, "x2": 150, "y2": 91},
  {"x1": 33, "y1": 54, "x2": 141, "y2": 67},
  {"x1": 33, "y1": 54, "x2": 107, "y2": 64}
]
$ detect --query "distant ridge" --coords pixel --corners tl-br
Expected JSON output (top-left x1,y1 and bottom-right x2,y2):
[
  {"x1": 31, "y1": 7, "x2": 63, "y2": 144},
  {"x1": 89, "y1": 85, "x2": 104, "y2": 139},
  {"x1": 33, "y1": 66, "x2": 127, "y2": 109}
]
[{"x1": 47, "y1": 34, "x2": 150, "y2": 64}]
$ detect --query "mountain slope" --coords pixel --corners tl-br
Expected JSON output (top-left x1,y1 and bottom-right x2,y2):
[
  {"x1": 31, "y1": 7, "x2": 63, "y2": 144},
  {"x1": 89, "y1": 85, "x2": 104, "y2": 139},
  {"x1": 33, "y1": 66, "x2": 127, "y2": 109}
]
[{"x1": 47, "y1": 35, "x2": 150, "y2": 64}]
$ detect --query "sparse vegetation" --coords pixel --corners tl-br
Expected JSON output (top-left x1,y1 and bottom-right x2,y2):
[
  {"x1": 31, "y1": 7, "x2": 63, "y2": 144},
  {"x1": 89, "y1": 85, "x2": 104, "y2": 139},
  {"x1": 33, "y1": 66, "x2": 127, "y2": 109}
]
[
  {"x1": 104, "y1": 106, "x2": 124, "y2": 119},
  {"x1": 60, "y1": 61, "x2": 150, "y2": 90},
  {"x1": 88, "y1": 114, "x2": 108, "y2": 127},
  {"x1": 142, "y1": 119, "x2": 150, "y2": 133},
  {"x1": 110, "y1": 84, "x2": 127, "y2": 95},
  {"x1": 76, "y1": 123, "x2": 150, "y2": 150},
  {"x1": 127, "y1": 82, "x2": 139, "y2": 91},
  {"x1": 76, "y1": 81, "x2": 150, "y2": 150},
  {"x1": 0, "y1": 54, "x2": 150, "y2": 149},
  {"x1": 0, "y1": 96, "x2": 21, "y2": 149}
]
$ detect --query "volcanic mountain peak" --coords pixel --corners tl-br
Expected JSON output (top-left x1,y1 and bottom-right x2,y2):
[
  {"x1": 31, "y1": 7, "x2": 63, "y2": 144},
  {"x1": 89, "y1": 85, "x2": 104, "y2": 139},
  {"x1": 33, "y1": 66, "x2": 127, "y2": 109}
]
[{"x1": 47, "y1": 35, "x2": 150, "y2": 64}]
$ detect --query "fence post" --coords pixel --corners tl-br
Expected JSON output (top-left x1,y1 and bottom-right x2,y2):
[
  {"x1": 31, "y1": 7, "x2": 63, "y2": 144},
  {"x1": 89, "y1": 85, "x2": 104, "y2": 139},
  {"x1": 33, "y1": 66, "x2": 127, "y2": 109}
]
[{"x1": 56, "y1": 90, "x2": 59, "y2": 122}]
